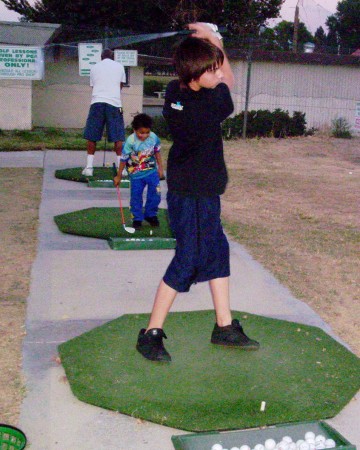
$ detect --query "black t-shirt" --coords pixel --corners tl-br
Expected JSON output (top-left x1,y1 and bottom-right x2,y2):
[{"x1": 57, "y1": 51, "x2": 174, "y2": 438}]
[{"x1": 163, "y1": 80, "x2": 234, "y2": 197}]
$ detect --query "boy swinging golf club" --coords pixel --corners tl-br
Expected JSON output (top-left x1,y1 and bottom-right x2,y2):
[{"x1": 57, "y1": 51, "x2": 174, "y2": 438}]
[{"x1": 136, "y1": 22, "x2": 260, "y2": 362}]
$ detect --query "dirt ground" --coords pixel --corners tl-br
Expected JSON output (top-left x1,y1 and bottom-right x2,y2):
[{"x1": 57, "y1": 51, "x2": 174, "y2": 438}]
[{"x1": 0, "y1": 136, "x2": 359, "y2": 425}]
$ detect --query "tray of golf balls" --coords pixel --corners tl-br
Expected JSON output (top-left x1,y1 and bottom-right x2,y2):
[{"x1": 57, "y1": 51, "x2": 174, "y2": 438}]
[
  {"x1": 171, "y1": 421, "x2": 355, "y2": 450},
  {"x1": 108, "y1": 236, "x2": 177, "y2": 250}
]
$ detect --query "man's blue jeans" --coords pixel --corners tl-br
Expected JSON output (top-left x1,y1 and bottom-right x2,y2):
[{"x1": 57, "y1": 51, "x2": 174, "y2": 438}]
[{"x1": 130, "y1": 171, "x2": 161, "y2": 221}]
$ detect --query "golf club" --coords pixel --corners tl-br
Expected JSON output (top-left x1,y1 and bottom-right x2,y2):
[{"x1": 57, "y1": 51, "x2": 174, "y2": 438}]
[{"x1": 112, "y1": 163, "x2": 135, "y2": 234}]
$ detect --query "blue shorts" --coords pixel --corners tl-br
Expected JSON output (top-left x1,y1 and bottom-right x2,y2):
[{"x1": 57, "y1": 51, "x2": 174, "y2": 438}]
[
  {"x1": 163, "y1": 192, "x2": 230, "y2": 293},
  {"x1": 83, "y1": 103, "x2": 125, "y2": 143}
]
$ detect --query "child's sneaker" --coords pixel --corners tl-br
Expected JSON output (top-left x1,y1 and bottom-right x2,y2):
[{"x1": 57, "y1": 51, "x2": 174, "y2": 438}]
[
  {"x1": 211, "y1": 319, "x2": 260, "y2": 350},
  {"x1": 82, "y1": 167, "x2": 93, "y2": 177},
  {"x1": 145, "y1": 216, "x2": 160, "y2": 227},
  {"x1": 132, "y1": 220, "x2": 142, "y2": 229},
  {"x1": 136, "y1": 328, "x2": 171, "y2": 362}
]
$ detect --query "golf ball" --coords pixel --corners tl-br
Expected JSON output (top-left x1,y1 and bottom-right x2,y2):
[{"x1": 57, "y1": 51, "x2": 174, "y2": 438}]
[
  {"x1": 305, "y1": 433, "x2": 316, "y2": 441},
  {"x1": 315, "y1": 436, "x2": 326, "y2": 445},
  {"x1": 240, "y1": 445, "x2": 251, "y2": 450},
  {"x1": 230, "y1": 447, "x2": 241, "y2": 450},
  {"x1": 324, "y1": 439, "x2": 336, "y2": 448},
  {"x1": 289, "y1": 443, "x2": 297, "y2": 450},
  {"x1": 265, "y1": 439, "x2": 277, "y2": 450},
  {"x1": 283, "y1": 437, "x2": 293, "y2": 444},
  {"x1": 277, "y1": 442, "x2": 289, "y2": 450},
  {"x1": 299, "y1": 442, "x2": 310, "y2": 450},
  {"x1": 150, "y1": 230, "x2": 153, "y2": 235},
  {"x1": 296, "y1": 441, "x2": 305, "y2": 448},
  {"x1": 254, "y1": 444, "x2": 265, "y2": 450},
  {"x1": 211, "y1": 444, "x2": 223, "y2": 450}
]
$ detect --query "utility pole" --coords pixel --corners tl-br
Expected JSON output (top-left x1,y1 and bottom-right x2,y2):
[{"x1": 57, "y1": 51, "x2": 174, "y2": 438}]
[{"x1": 293, "y1": 1, "x2": 300, "y2": 53}]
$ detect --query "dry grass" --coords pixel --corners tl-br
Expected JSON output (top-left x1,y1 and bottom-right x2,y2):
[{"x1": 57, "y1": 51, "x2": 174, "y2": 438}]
[
  {"x1": 0, "y1": 168, "x2": 42, "y2": 424},
  {"x1": 222, "y1": 135, "x2": 360, "y2": 356}
]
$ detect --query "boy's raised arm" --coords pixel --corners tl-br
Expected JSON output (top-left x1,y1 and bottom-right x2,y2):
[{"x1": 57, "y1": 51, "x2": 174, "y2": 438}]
[{"x1": 188, "y1": 22, "x2": 235, "y2": 91}]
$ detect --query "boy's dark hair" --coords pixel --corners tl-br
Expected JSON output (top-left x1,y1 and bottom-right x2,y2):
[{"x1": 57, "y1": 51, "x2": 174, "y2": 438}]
[
  {"x1": 101, "y1": 48, "x2": 114, "y2": 60},
  {"x1": 132, "y1": 113, "x2": 152, "y2": 130},
  {"x1": 173, "y1": 37, "x2": 224, "y2": 85}
]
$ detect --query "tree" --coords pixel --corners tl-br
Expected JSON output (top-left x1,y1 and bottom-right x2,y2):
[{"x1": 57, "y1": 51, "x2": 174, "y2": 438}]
[
  {"x1": 314, "y1": 26, "x2": 327, "y2": 53},
  {"x1": 326, "y1": 0, "x2": 360, "y2": 53},
  {"x1": 261, "y1": 20, "x2": 314, "y2": 52},
  {"x1": 2, "y1": 0, "x2": 283, "y2": 39},
  {"x1": 222, "y1": 0, "x2": 283, "y2": 36}
]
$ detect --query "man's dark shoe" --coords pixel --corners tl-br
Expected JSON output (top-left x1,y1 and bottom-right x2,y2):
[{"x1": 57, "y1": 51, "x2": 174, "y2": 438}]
[
  {"x1": 132, "y1": 220, "x2": 142, "y2": 230},
  {"x1": 211, "y1": 319, "x2": 260, "y2": 350},
  {"x1": 136, "y1": 328, "x2": 171, "y2": 362},
  {"x1": 144, "y1": 216, "x2": 160, "y2": 227}
]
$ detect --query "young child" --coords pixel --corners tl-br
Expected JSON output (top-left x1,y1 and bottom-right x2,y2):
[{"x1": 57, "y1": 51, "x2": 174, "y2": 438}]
[
  {"x1": 136, "y1": 23, "x2": 260, "y2": 362},
  {"x1": 113, "y1": 113, "x2": 164, "y2": 229}
]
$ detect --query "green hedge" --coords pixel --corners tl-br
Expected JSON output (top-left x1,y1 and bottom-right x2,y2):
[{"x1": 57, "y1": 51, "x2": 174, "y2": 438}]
[
  {"x1": 222, "y1": 109, "x2": 307, "y2": 139},
  {"x1": 144, "y1": 79, "x2": 164, "y2": 96}
]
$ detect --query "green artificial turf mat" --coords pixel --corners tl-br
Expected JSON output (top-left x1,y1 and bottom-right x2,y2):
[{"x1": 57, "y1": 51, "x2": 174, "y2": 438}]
[
  {"x1": 54, "y1": 207, "x2": 174, "y2": 240},
  {"x1": 58, "y1": 310, "x2": 360, "y2": 432},
  {"x1": 55, "y1": 167, "x2": 129, "y2": 188}
]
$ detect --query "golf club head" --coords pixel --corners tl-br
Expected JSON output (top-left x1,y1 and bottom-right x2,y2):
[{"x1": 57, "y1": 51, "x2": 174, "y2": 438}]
[{"x1": 124, "y1": 225, "x2": 136, "y2": 234}]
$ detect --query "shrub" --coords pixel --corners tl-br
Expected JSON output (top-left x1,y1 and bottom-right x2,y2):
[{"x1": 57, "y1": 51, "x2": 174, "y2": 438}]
[
  {"x1": 222, "y1": 109, "x2": 307, "y2": 139},
  {"x1": 144, "y1": 79, "x2": 164, "y2": 97},
  {"x1": 150, "y1": 116, "x2": 171, "y2": 140},
  {"x1": 331, "y1": 117, "x2": 352, "y2": 139}
]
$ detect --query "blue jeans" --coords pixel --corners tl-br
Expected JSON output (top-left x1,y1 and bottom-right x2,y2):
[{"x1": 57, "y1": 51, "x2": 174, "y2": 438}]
[{"x1": 130, "y1": 171, "x2": 161, "y2": 221}]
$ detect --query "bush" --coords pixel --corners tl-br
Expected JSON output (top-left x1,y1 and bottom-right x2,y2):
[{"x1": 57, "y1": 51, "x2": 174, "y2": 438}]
[
  {"x1": 144, "y1": 79, "x2": 164, "y2": 97},
  {"x1": 150, "y1": 116, "x2": 171, "y2": 140},
  {"x1": 222, "y1": 109, "x2": 307, "y2": 139},
  {"x1": 331, "y1": 117, "x2": 352, "y2": 139}
]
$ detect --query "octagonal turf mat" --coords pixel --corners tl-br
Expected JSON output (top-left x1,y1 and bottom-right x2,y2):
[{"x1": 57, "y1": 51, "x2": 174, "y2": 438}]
[
  {"x1": 55, "y1": 166, "x2": 129, "y2": 188},
  {"x1": 58, "y1": 310, "x2": 360, "y2": 432},
  {"x1": 54, "y1": 207, "x2": 174, "y2": 240}
]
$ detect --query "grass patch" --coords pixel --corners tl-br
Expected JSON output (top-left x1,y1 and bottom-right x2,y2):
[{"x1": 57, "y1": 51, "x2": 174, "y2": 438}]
[
  {"x1": 55, "y1": 166, "x2": 123, "y2": 184},
  {"x1": 58, "y1": 310, "x2": 360, "y2": 432},
  {"x1": 54, "y1": 207, "x2": 173, "y2": 240}
]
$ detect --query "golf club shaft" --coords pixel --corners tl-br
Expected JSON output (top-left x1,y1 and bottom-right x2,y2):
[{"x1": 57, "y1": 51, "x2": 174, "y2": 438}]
[{"x1": 116, "y1": 184, "x2": 126, "y2": 226}]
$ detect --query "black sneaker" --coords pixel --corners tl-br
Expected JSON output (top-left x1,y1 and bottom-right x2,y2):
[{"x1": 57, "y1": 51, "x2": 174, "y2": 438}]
[
  {"x1": 136, "y1": 328, "x2": 171, "y2": 362},
  {"x1": 132, "y1": 220, "x2": 142, "y2": 230},
  {"x1": 211, "y1": 319, "x2": 260, "y2": 350},
  {"x1": 144, "y1": 216, "x2": 160, "y2": 227}
]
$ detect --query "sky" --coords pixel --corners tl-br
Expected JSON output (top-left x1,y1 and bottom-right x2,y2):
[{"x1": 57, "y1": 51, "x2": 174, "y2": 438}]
[{"x1": 0, "y1": 0, "x2": 339, "y2": 34}]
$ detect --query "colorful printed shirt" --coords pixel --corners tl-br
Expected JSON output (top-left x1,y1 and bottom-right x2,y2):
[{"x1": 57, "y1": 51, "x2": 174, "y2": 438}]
[{"x1": 120, "y1": 131, "x2": 161, "y2": 179}]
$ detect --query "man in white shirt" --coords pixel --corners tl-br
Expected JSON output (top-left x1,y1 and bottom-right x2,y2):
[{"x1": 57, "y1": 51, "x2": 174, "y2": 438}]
[{"x1": 82, "y1": 48, "x2": 126, "y2": 176}]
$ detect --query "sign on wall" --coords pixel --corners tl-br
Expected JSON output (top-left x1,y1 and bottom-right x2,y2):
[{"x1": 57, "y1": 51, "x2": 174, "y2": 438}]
[
  {"x1": 0, "y1": 46, "x2": 44, "y2": 80},
  {"x1": 354, "y1": 101, "x2": 360, "y2": 132},
  {"x1": 115, "y1": 50, "x2": 138, "y2": 67},
  {"x1": 78, "y1": 43, "x2": 102, "y2": 76}
]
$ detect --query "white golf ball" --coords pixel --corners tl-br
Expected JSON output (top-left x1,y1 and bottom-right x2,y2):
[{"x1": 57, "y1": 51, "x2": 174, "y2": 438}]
[
  {"x1": 265, "y1": 439, "x2": 277, "y2": 450},
  {"x1": 305, "y1": 433, "x2": 316, "y2": 441},
  {"x1": 324, "y1": 439, "x2": 336, "y2": 448},
  {"x1": 149, "y1": 230, "x2": 153, "y2": 235},
  {"x1": 211, "y1": 444, "x2": 223, "y2": 450},
  {"x1": 315, "y1": 436, "x2": 326, "y2": 445},
  {"x1": 299, "y1": 442, "x2": 310, "y2": 450},
  {"x1": 289, "y1": 443, "x2": 297, "y2": 450},
  {"x1": 316, "y1": 444, "x2": 325, "y2": 449},
  {"x1": 283, "y1": 437, "x2": 293, "y2": 444},
  {"x1": 240, "y1": 446, "x2": 251, "y2": 450},
  {"x1": 296, "y1": 441, "x2": 305, "y2": 448},
  {"x1": 277, "y1": 442, "x2": 290, "y2": 450},
  {"x1": 254, "y1": 444, "x2": 265, "y2": 450},
  {"x1": 230, "y1": 447, "x2": 240, "y2": 450}
]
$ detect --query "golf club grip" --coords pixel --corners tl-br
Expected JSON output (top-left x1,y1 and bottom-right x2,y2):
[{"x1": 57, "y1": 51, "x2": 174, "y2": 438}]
[{"x1": 177, "y1": 26, "x2": 227, "y2": 35}]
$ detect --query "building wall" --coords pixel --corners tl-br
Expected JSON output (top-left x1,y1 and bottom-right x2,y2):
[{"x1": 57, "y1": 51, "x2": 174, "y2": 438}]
[
  {"x1": 232, "y1": 61, "x2": 360, "y2": 132},
  {"x1": 0, "y1": 79, "x2": 32, "y2": 129},
  {"x1": 32, "y1": 58, "x2": 144, "y2": 129}
]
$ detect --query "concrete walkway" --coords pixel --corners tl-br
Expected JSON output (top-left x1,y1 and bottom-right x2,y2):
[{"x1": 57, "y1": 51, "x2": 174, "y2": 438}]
[{"x1": 2, "y1": 151, "x2": 359, "y2": 449}]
